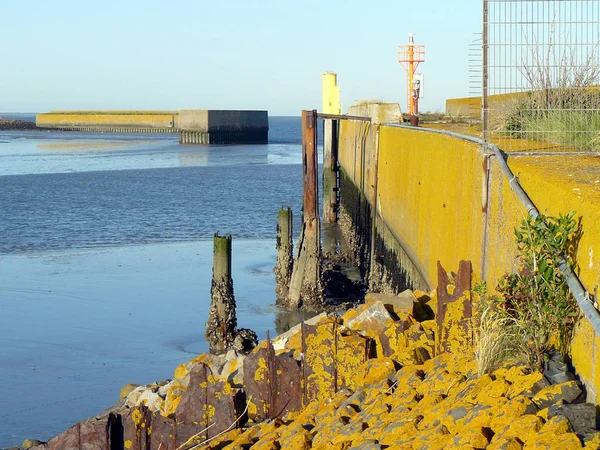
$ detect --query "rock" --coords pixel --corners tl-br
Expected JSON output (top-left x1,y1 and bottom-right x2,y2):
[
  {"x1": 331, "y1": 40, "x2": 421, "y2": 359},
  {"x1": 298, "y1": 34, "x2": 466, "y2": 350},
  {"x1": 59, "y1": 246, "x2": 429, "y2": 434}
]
[
  {"x1": 548, "y1": 403, "x2": 597, "y2": 436},
  {"x1": 365, "y1": 290, "x2": 416, "y2": 317},
  {"x1": 161, "y1": 380, "x2": 187, "y2": 417},
  {"x1": 22, "y1": 441, "x2": 43, "y2": 450},
  {"x1": 124, "y1": 385, "x2": 146, "y2": 407},
  {"x1": 582, "y1": 432, "x2": 600, "y2": 448},
  {"x1": 348, "y1": 440, "x2": 381, "y2": 450},
  {"x1": 506, "y1": 371, "x2": 549, "y2": 399},
  {"x1": 158, "y1": 380, "x2": 172, "y2": 398},
  {"x1": 344, "y1": 301, "x2": 394, "y2": 337},
  {"x1": 271, "y1": 312, "x2": 328, "y2": 352},
  {"x1": 136, "y1": 388, "x2": 164, "y2": 412},
  {"x1": 119, "y1": 383, "x2": 140, "y2": 399},
  {"x1": 532, "y1": 380, "x2": 583, "y2": 409},
  {"x1": 220, "y1": 351, "x2": 246, "y2": 386},
  {"x1": 233, "y1": 327, "x2": 258, "y2": 353},
  {"x1": 173, "y1": 352, "x2": 226, "y2": 386},
  {"x1": 487, "y1": 437, "x2": 523, "y2": 449},
  {"x1": 543, "y1": 349, "x2": 576, "y2": 385}
]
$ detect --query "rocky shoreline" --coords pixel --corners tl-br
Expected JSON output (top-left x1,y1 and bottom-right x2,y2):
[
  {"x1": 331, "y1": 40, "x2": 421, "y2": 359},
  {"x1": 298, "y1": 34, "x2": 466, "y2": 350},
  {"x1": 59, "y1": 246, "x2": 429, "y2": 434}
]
[
  {"x1": 6, "y1": 288, "x2": 600, "y2": 450},
  {"x1": 0, "y1": 119, "x2": 37, "y2": 130}
]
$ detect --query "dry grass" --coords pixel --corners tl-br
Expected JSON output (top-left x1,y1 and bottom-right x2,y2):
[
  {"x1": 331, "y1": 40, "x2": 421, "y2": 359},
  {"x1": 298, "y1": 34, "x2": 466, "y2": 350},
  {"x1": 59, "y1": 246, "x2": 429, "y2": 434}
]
[{"x1": 474, "y1": 303, "x2": 517, "y2": 376}]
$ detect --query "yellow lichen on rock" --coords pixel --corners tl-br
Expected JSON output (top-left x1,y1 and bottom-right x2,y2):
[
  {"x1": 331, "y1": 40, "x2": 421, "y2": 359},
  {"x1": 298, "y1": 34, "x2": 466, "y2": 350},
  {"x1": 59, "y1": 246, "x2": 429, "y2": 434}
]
[{"x1": 187, "y1": 290, "x2": 595, "y2": 450}]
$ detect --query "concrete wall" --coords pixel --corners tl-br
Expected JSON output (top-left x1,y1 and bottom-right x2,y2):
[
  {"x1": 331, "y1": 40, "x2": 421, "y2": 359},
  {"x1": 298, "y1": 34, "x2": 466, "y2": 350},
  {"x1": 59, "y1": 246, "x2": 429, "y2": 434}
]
[
  {"x1": 445, "y1": 92, "x2": 529, "y2": 117},
  {"x1": 36, "y1": 111, "x2": 178, "y2": 130},
  {"x1": 178, "y1": 110, "x2": 268, "y2": 132},
  {"x1": 208, "y1": 110, "x2": 268, "y2": 132},
  {"x1": 36, "y1": 110, "x2": 268, "y2": 143},
  {"x1": 178, "y1": 110, "x2": 209, "y2": 131},
  {"x1": 338, "y1": 111, "x2": 600, "y2": 402}
]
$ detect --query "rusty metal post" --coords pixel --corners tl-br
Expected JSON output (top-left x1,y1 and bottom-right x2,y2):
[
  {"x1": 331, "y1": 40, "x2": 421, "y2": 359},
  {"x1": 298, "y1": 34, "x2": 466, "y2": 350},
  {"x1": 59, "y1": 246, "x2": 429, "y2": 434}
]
[
  {"x1": 303, "y1": 110, "x2": 318, "y2": 221},
  {"x1": 436, "y1": 261, "x2": 473, "y2": 355},
  {"x1": 275, "y1": 207, "x2": 294, "y2": 302},
  {"x1": 301, "y1": 321, "x2": 307, "y2": 407},
  {"x1": 286, "y1": 110, "x2": 324, "y2": 310}
]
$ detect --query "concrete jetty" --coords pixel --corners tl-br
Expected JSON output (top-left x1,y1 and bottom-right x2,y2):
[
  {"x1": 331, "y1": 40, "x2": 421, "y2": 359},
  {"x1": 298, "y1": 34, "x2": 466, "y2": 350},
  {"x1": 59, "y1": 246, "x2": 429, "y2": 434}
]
[{"x1": 35, "y1": 109, "x2": 269, "y2": 144}]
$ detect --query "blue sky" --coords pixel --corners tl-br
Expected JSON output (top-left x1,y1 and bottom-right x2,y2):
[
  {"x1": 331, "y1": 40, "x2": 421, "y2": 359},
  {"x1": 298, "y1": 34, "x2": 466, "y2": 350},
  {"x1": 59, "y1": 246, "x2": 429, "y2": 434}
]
[{"x1": 1, "y1": 0, "x2": 481, "y2": 115}]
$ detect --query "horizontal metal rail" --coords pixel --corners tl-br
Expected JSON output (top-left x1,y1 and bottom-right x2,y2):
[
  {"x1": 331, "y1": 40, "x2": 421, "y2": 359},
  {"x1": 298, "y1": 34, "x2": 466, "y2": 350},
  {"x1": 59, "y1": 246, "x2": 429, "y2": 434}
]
[
  {"x1": 317, "y1": 113, "x2": 371, "y2": 122},
  {"x1": 383, "y1": 123, "x2": 600, "y2": 335}
]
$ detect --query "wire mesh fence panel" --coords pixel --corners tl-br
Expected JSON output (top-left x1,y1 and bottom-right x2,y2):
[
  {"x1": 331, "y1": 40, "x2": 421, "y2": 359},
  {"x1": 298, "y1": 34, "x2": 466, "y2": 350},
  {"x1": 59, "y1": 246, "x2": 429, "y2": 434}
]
[{"x1": 484, "y1": 0, "x2": 600, "y2": 152}]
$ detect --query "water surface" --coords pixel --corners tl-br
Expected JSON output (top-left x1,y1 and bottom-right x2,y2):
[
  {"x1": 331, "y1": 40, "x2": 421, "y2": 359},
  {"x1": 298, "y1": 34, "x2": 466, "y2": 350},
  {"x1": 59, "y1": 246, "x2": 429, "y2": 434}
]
[{"x1": 0, "y1": 117, "x2": 315, "y2": 446}]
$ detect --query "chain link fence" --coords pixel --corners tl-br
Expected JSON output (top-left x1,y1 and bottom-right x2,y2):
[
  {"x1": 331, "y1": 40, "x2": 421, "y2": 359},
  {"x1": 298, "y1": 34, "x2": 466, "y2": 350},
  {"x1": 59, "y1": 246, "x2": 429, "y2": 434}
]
[{"x1": 484, "y1": 0, "x2": 600, "y2": 152}]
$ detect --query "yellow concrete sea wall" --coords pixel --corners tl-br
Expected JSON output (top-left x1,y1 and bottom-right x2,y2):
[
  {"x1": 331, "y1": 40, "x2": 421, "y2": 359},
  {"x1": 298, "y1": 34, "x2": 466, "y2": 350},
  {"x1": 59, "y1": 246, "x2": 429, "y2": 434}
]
[
  {"x1": 338, "y1": 118, "x2": 600, "y2": 401},
  {"x1": 377, "y1": 127, "x2": 486, "y2": 287},
  {"x1": 445, "y1": 92, "x2": 527, "y2": 117},
  {"x1": 485, "y1": 153, "x2": 600, "y2": 399},
  {"x1": 36, "y1": 111, "x2": 178, "y2": 129}
]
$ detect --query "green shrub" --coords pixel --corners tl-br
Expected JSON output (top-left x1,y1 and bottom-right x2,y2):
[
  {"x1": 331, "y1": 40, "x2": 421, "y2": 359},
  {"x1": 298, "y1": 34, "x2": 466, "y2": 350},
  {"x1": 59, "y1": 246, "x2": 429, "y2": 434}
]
[{"x1": 476, "y1": 212, "x2": 581, "y2": 372}]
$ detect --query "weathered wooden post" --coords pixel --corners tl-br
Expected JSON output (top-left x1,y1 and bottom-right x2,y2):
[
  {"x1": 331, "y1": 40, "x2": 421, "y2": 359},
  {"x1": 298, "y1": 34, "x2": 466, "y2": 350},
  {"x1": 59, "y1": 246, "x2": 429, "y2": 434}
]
[
  {"x1": 205, "y1": 233, "x2": 237, "y2": 353},
  {"x1": 323, "y1": 119, "x2": 339, "y2": 224},
  {"x1": 286, "y1": 110, "x2": 325, "y2": 310},
  {"x1": 275, "y1": 207, "x2": 294, "y2": 302}
]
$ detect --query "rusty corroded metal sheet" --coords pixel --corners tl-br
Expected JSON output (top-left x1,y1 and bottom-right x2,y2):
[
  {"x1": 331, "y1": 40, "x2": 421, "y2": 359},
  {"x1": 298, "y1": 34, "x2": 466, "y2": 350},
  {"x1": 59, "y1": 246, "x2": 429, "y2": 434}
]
[
  {"x1": 271, "y1": 353, "x2": 303, "y2": 419},
  {"x1": 302, "y1": 322, "x2": 336, "y2": 404},
  {"x1": 436, "y1": 260, "x2": 473, "y2": 355},
  {"x1": 243, "y1": 340, "x2": 303, "y2": 421},
  {"x1": 336, "y1": 332, "x2": 370, "y2": 391},
  {"x1": 122, "y1": 405, "x2": 153, "y2": 450},
  {"x1": 302, "y1": 109, "x2": 319, "y2": 221},
  {"x1": 45, "y1": 423, "x2": 80, "y2": 450},
  {"x1": 378, "y1": 320, "x2": 411, "y2": 358},
  {"x1": 148, "y1": 414, "x2": 176, "y2": 450},
  {"x1": 243, "y1": 344, "x2": 271, "y2": 421},
  {"x1": 79, "y1": 418, "x2": 109, "y2": 450},
  {"x1": 174, "y1": 422, "x2": 206, "y2": 449},
  {"x1": 207, "y1": 379, "x2": 238, "y2": 436},
  {"x1": 175, "y1": 364, "x2": 209, "y2": 427}
]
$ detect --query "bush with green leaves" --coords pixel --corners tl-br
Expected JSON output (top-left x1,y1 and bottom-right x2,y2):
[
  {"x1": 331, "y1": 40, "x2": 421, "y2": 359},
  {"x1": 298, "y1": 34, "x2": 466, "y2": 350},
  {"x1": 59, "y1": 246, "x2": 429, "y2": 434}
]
[{"x1": 477, "y1": 212, "x2": 580, "y2": 372}]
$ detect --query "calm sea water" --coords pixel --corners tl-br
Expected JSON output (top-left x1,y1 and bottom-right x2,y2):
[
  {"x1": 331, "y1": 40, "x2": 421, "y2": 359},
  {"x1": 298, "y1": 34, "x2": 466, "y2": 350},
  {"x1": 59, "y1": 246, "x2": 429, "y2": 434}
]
[{"x1": 0, "y1": 116, "x2": 321, "y2": 447}]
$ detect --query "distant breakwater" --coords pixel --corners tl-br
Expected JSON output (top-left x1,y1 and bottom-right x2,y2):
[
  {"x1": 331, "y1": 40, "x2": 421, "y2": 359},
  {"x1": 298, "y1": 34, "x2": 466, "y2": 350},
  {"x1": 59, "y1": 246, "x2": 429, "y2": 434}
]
[{"x1": 35, "y1": 110, "x2": 269, "y2": 144}]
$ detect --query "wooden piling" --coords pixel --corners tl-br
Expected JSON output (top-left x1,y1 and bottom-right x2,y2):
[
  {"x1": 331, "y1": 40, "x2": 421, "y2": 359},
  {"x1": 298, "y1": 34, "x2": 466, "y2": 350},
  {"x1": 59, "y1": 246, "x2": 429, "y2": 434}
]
[
  {"x1": 205, "y1": 233, "x2": 237, "y2": 353},
  {"x1": 286, "y1": 110, "x2": 324, "y2": 310},
  {"x1": 275, "y1": 207, "x2": 293, "y2": 302}
]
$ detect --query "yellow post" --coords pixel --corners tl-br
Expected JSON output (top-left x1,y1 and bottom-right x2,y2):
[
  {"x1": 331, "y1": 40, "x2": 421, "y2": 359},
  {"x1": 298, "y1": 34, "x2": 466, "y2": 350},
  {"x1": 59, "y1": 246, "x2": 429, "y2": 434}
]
[{"x1": 322, "y1": 72, "x2": 341, "y2": 114}]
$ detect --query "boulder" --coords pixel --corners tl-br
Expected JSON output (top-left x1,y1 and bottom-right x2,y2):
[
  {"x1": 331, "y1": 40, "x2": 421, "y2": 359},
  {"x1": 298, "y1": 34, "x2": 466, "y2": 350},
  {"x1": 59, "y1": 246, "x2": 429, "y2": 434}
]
[
  {"x1": 220, "y1": 350, "x2": 246, "y2": 386},
  {"x1": 543, "y1": 350, "x2": 576, "y2": 385},
  {"x1": 22, "y1": 440, "x2": 43, "y2": 450},
  {"x1": 136, "y1": 388, "x2": 163, "y2": 412},
  {"x1": 343, "y1": 301, "x2": 394, "y2": 337},
  {"x1": 271, "y1": 312, "x2": 328, "y2": 353},
  {"x1": 548, "y1": 403, "x2": 597, "y2": 437},
  {"x1": 119, "y1": 383, "x2": 140, "y2": 399},
  {"x1": 532, "y1": 380, "x2": 583, "y2": 409},
  {"x1": 365, "y1": 291, "x2": 416, "y2": 317},
  {"x1": 172, "y1": 352, "x2": 226, "y2": 387}
]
